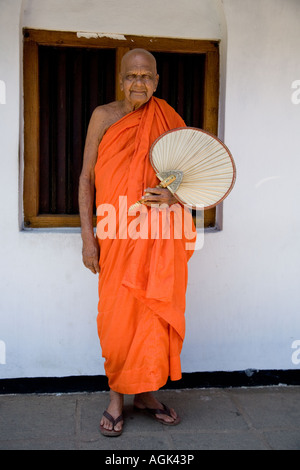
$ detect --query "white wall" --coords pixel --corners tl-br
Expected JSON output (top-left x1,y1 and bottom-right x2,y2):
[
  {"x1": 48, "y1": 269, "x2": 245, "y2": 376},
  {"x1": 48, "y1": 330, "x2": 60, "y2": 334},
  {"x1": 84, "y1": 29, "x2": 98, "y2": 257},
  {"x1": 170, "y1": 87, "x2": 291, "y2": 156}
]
[
  {"x1": 22, "y1": 0, "x2": 223, "y2": 38},
  {"x1": 0, "y1": 0, "x2": 299, "y2": 380},
  {"x1": 184, "y1": 0, "x2": 300, "y2": 372}
]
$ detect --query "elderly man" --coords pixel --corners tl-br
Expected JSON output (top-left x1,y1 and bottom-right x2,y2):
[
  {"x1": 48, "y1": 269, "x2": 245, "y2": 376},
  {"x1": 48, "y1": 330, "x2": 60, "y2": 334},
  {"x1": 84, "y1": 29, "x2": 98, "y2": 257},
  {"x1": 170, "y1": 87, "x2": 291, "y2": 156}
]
[{"x1": 79, "y1": 49, "x2": 195, "y2": 436}]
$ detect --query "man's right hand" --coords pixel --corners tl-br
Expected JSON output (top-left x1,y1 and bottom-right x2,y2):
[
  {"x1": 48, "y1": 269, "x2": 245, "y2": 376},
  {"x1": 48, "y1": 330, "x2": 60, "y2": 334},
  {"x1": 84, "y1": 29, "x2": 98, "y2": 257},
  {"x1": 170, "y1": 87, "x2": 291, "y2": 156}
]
[{"x1": 82, "y1": 237, "x2": 100, "y2": 274}]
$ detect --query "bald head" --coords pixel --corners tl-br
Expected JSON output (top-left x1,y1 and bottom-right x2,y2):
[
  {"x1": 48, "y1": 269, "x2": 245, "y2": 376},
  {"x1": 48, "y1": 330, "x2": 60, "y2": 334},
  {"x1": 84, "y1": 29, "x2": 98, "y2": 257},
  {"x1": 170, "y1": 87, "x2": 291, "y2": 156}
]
[{"x1": 121, "y1": 49, "x2": 157, "y2": 75}]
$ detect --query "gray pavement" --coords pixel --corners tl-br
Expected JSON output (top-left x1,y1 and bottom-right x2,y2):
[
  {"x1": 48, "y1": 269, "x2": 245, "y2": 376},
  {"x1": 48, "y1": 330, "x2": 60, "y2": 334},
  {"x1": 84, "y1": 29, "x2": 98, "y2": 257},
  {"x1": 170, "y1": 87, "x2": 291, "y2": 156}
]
[{"x1": 0, "y1": 386, "x2": 299, "y2": 450}]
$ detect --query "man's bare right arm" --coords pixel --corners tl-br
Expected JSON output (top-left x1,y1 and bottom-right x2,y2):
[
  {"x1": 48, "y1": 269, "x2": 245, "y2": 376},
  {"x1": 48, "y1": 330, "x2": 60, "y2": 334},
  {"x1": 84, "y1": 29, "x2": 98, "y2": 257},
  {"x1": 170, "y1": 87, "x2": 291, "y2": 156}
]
[{"x1": 78, "y1": 107, "x2": 107, "y2": 274}]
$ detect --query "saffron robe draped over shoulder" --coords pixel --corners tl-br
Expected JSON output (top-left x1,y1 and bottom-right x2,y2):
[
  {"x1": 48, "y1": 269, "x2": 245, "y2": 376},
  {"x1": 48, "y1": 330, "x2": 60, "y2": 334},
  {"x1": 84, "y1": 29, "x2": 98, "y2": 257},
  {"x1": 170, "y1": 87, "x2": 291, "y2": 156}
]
[{"x1": 94, "y1": 97, "x2": 195, "y2": 394}]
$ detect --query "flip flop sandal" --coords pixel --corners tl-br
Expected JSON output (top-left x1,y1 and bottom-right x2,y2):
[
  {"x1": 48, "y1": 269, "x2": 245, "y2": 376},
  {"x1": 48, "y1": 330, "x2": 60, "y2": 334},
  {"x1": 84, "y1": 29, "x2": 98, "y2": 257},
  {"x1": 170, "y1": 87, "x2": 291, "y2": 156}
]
[
  {"x1": 134, "y1": 402, "x2": 181, "y2": 426},
  {"x1": 100, "y1": 410, "x2": 124, "y2": 437}
]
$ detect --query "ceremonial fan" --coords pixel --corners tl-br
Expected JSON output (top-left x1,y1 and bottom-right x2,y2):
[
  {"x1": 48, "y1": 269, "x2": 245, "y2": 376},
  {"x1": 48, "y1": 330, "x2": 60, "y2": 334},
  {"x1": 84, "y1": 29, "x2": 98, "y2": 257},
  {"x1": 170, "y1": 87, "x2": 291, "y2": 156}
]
[{"x1": 128, "y1": 127, "x2": 236, "y2": 212}]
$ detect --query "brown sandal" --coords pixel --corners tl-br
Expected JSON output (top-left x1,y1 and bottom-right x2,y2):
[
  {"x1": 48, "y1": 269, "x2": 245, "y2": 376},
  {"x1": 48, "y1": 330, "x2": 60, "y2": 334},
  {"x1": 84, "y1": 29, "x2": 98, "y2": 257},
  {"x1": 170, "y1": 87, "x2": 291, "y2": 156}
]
[
  {"x1": 135, "y1": 402, "x2": 181, "y2": 426},
  {"x1": 100, "y1": 410, "x2": 124, "y2": 437}
]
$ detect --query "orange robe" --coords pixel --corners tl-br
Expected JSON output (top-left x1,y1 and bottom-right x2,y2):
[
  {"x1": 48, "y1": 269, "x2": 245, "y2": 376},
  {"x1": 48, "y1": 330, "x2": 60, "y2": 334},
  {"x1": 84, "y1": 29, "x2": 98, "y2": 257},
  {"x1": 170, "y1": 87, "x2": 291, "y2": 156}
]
[{"x1": 94, "y1": 97, "x2": 195, "y2": 394}]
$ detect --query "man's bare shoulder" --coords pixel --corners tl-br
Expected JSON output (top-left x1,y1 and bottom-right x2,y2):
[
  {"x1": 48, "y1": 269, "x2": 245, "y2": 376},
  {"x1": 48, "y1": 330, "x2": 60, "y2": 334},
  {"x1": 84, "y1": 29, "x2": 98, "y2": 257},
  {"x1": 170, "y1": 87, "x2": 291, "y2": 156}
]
[
  {"x1": 92, "y1": 100, "x2": 123, "y2": 115},
  {"x1": 91, "y1": 101, "x2": 125, "y2": 132}
]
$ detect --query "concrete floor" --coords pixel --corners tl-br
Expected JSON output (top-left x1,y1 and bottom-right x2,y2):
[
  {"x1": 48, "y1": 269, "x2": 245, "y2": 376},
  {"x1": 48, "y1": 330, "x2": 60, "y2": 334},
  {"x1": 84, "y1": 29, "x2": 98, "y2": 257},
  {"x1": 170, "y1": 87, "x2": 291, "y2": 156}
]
[{"x1": 0, "y1": 386, "x2": 299, "y2": 450}]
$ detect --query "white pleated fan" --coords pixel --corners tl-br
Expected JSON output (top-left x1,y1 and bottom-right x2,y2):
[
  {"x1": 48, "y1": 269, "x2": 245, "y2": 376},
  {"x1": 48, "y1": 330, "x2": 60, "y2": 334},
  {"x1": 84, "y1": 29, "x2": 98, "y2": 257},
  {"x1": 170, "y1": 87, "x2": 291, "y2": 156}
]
[{"x1": 128, "y1": 127, "x2": 236, "y2": 212}]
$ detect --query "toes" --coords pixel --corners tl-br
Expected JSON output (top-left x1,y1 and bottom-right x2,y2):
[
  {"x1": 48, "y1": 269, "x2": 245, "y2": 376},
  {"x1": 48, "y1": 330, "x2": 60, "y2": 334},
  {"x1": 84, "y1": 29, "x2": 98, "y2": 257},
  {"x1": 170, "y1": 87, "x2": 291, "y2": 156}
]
[
  {"x1": 157, "y1": 413, "x2": 175, "y2": 423},
  {"x1": 170, "y1": 408, "x2": 178, "y2": 420},
  {"x1": 100, "y1": 418, "x2": 113, "y2": 430},
  {"x1": 100, "y1": 416, "x2": 123, "y2": 431},
  {"x1": 114, "y1": 421, "x2": 123, "y2": 432},
  {"x1": 156, "y1": 407, "x2": 178, "y2": 424}
]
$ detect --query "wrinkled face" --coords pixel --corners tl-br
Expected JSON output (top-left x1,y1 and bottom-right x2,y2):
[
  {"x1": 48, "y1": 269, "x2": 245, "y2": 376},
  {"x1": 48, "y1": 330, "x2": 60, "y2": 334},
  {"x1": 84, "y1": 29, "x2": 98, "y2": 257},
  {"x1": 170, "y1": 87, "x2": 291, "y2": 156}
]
[{"x1": 120, "y1": 51, "x2": 159, "y2": 110}]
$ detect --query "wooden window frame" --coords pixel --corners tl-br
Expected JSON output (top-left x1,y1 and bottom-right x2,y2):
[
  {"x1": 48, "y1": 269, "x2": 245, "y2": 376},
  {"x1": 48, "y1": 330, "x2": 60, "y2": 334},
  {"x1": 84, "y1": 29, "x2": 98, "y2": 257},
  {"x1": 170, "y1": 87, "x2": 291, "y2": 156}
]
[{"x1": 23, "y1": 28, "x2": 220, "y2": 229}]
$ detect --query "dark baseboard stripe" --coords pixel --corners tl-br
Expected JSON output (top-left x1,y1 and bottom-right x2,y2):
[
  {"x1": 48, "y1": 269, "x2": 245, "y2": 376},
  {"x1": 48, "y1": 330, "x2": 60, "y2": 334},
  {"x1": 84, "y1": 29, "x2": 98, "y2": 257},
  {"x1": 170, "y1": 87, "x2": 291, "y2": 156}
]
[{"x1": 0, "y1": 369, "x2": 299, "y2": 394}]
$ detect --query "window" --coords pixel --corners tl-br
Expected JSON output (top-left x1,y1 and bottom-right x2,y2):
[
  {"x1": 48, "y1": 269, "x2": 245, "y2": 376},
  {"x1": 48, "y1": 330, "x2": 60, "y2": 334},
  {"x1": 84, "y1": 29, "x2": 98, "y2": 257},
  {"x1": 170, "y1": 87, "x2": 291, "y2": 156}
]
[
  {"x1": 23, "y1": 29, "x2": 219, "y2": 229},
  {"x1": 38, "y1": 46, "x2": 115, "y2": 216}
]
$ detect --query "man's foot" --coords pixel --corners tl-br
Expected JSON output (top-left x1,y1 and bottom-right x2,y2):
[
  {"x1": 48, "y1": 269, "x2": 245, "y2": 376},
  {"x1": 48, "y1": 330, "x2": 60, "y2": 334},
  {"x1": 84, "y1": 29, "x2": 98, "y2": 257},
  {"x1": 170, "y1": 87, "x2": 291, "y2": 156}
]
[
  {"x1": 100, "y1": 390, "x2": 124, "y2": 436},
  {"x1": 133, "y1": 392, "x2": 180, "y2": 425}
]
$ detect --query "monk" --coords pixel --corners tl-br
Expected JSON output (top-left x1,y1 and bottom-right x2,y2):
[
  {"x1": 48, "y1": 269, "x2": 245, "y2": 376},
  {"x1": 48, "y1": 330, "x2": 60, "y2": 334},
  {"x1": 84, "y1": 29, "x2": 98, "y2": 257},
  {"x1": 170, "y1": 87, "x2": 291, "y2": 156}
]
[{"x1": 79, "y1": 49, "x2": 195, "y2": 436}]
